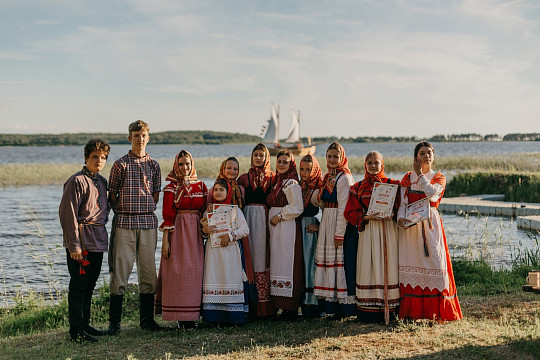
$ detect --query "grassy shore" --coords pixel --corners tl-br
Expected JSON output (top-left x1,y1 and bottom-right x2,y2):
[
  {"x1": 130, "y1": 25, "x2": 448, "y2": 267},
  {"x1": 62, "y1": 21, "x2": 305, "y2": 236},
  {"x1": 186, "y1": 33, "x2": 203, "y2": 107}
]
[
  {"x1": 0, "y1": 291, "x2": 538, "y2": 359},
  {"x1": 1, "y1": 253, "x2": 540, "y2": 359},
  {"x1": 2, "y1": 153, "x2": 540, "y2": 186}
]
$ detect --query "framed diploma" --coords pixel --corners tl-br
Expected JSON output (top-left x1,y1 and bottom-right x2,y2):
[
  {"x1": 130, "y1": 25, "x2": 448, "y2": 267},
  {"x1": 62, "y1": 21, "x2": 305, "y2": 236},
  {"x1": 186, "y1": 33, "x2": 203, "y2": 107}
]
[
  {"x1": 208, "y1": 205, "x2": 238, "y2": 247},
  {"x1": 405, "y1": 197, "x2": 430, "y2": 227},
  {"x1": 367, "y1": 182, "x2": 398, "y2": 217}
]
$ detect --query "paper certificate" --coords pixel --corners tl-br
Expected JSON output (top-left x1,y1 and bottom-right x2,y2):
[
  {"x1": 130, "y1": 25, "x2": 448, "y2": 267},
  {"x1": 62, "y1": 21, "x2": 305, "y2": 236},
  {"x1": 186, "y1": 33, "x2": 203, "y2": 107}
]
[
  {"x1": 208, "y1": 205, "x2": 238, "y2": 247},
  {"x1": 405, "y1": 197, "x2": 430, "y2": 227},
  {"x1": 367, "y1": 182, "x2": 398, "y2": 217}
]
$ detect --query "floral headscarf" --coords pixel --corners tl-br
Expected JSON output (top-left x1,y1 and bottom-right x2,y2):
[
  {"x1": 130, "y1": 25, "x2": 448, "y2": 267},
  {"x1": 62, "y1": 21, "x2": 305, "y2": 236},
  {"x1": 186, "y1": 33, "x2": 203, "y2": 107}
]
[
  {"x1": 267, "y1": 151, "x2": 298, "y2": 205},
  {"x1": 216, "y1": 157, "x2": 244, "y2": 209},
  {"x1": 352, "y1": 151, "x2": 387, "y2": 197},
  {"x1": 320, "y1": 142, "x2": 351, "y2": 199},
  {"x1": 299, "y1": 154, "x2": 322, "y2": 207},
  {"x1": 166, "y1": 150, "x2": 198, "y2": 203},
  {"x1": 248, "y1": 143, "x2": 274, "y2": 192}
]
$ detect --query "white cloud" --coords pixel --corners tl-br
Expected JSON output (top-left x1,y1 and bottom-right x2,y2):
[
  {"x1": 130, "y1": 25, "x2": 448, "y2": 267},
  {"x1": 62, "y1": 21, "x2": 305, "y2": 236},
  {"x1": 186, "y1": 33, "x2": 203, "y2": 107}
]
[{"x1": 1, "y1": 0, "x2": 539, "y2": 137}]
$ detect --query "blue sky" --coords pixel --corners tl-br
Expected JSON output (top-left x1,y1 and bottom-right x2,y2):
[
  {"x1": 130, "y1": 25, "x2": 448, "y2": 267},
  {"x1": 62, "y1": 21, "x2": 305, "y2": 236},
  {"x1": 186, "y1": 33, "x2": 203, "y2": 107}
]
[{"x1": 1, "y1": 0, "x2": 539, "y2": 138}]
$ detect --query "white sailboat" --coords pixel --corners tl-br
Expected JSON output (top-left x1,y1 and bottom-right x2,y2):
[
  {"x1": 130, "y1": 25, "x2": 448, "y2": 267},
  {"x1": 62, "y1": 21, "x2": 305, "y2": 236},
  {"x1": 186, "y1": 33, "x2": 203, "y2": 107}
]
[{"x1": 261, "y1": 103, "x2": 316, "y2": 156}]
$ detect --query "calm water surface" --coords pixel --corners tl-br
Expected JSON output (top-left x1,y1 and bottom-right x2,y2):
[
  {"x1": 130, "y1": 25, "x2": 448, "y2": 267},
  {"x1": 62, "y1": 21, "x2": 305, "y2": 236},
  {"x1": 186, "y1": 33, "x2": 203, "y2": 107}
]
[
  {"x1": 1, "y1": 183, "x2": 538, "y2": 297},
  {"x1": 1, "y1": 141, "x2": 540, "y2": 164}
]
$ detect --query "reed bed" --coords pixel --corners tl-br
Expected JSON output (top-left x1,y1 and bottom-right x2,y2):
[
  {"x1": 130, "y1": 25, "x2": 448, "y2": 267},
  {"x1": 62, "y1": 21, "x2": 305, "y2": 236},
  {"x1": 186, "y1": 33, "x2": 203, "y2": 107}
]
[
  {"x1": 2, "y1": 153, "x2": 540, "y2": 186},
  {"x1": 446, "y1": 172, "x2": 540, "y2": 202}
]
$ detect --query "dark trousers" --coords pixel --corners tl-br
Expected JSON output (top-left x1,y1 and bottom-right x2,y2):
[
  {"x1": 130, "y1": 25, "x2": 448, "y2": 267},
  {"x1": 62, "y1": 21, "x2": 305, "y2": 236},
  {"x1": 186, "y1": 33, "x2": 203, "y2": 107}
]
[{"x1": 66, "y1": 249, "x2": 103, "y2": 336}]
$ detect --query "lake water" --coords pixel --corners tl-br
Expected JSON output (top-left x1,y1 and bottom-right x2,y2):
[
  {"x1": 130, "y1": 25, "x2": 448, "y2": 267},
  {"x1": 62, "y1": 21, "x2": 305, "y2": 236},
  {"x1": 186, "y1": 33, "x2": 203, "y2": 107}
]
[
  {"x1": 2, "y1": 141, "x2": 540, "y2": 164},
  {"x1": 1, "y1": 141, "x2": 539, "y2": 299},
  {"x1": 1, "y1": 182, "x2": 538, "y2": 298}
]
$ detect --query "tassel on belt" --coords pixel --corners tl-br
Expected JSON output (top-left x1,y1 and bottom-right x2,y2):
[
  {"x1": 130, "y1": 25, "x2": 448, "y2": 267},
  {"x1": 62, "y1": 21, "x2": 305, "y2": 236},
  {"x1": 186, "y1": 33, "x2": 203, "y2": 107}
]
[{"x1": 324, "y1": 202, "x2": 338, "y2": 208}]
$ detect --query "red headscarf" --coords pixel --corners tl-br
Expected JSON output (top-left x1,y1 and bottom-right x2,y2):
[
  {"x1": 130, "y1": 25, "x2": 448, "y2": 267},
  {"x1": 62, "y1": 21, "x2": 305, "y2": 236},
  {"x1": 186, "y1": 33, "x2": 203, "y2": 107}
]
[
  {"x1": 299, "y1": 154, "x2": 322, "y2": 207},
  {"x1": 353, "y1": 151, "x2": 387, "y2": 197},
  {"x1": 165, "y1": 150, "x2": 198, "y2": 203},
  {"x1": 216, "y1": 157, "x2": 244, "y2": 209},
  {"x1": 247, "y1": 143, "x2": 274, "y2": 192},
  {"x1": 211, "y1": 178, "x2": 233, "y2": 205},
  {"x1": 320, "y1": 142, "x2": 351, "y2": 199},
  {"x1": 267, "y1": 151, "x2": 298, "y2": 205}
]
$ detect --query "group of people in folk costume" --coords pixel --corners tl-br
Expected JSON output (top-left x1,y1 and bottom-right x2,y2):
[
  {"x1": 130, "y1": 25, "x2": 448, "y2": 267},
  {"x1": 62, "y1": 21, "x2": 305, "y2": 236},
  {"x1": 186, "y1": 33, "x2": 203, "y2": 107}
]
[
  {"x1": 60, "y1": 119, "x2": 462, "y2": 343},
  {"x1": 156, "y1": 140, "x2": 463, "y2": 326}
]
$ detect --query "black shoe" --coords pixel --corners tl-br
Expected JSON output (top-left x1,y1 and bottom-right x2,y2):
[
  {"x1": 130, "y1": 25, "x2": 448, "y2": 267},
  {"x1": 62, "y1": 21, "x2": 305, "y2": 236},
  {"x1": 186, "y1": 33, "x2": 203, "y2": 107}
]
[
  {"x1": 70, "y1": 331, "x2": 98, "y2": 343},
  {"x1": 177, "y1": 321, "x2": 196, "y2": 329},
  {"x1": 140, "y1": 318, "x2": 163, "y2": 331},
  {"x1": 281, "y1": 310, "x2": 298, "y2": 321},
  {"x1": 107, "y1": 322, "x2": 121, "y2": 336},
  {"x1": 84, "y1": 325, "x2": 106, "y2": 336}
]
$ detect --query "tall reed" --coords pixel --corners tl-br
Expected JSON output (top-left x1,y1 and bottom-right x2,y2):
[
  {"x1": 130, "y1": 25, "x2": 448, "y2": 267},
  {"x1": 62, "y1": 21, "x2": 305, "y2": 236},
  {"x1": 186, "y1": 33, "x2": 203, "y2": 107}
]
[{"x1": 3, "y1": 153, "x2": 539, "y2": 186}]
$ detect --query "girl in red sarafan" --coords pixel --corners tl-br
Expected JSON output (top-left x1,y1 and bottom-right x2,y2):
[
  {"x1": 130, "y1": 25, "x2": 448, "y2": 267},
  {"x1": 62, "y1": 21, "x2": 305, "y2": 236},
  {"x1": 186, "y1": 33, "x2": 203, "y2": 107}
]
[
  {"x1": 345, "y1": 151, "x2": 401, "y2": 325},
  {"x1": 397, "y1": 142, "x2": 462, "y2": 322},
  {"x1": 155, "y1": 150, "x2": 207, "y2": 329}
]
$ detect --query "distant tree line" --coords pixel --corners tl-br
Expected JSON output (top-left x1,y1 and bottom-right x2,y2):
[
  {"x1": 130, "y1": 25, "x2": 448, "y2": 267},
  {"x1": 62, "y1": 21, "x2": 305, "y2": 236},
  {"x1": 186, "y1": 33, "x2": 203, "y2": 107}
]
[
  {"x1": 1, "y1": 131, "x2": 539, "y2": 146},
  {"x1": 307, "y1": 133, "x2": 539, "y2": 143},
  {"x1": 0, "y1": 131, "x2": 261, "y2": 146}
]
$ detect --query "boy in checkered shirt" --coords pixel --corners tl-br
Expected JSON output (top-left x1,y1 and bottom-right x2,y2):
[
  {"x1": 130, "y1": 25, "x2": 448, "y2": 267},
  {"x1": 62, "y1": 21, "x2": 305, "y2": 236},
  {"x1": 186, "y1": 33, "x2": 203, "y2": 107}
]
[{"x1": 107, "y1": 120, "x2": 162, "y2": 333}]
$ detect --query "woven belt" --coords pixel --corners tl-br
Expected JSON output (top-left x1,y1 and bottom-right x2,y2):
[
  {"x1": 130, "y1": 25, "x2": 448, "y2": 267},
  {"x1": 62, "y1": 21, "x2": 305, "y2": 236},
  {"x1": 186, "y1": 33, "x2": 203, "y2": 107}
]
[{"x1": 176, "y1": 210, "x2": 200, "y2": 214}]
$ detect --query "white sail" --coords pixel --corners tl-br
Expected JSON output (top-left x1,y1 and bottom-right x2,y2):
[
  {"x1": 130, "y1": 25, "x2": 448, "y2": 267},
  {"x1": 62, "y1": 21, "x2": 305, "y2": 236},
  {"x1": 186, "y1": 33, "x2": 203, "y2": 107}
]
[
  {"x1": 284, "y1": 110, "x2": 300, "y2": 143},
  {"x1": 262, "y1": 104, "x2": 279, "y2": 144}
]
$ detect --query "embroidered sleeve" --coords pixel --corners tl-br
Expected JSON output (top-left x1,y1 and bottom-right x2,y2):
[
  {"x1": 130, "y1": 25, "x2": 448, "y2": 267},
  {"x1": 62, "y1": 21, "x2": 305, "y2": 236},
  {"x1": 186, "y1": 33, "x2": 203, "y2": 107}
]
[
  {"x1": 280, "y1": 179, "x2": 304, "y2": 221},
  {"x1": 310, "y1": 188, "x2": 322, "y2": 208},
  {"x1": 229, "y1": 209, "x2": 249, "y2": 241},
  {"x1": 159, "y1": 189, "x2": 176, "y2": 231},
  {"x1": 417, "y1": 173, "x2": 445, "y2": 202},
  {"x1": 201, "y1": 182, "x2": 208, "y2": 212}
]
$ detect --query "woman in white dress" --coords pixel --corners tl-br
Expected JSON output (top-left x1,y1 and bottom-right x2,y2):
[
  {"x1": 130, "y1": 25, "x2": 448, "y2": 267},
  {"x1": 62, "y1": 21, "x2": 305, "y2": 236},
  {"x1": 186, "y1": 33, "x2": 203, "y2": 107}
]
[
  {"x1": 313, "y1": 142, "x2": 357, "y2": 319},
  {"x1": 397, "y1": 141, "x2": 462, "y2": 321},
  {"x1": 267, "y1": 150, "x2": 304, "y2": 320},
  {"x1": 345, "y1": 151, "x2": 400, "y2": 324}
]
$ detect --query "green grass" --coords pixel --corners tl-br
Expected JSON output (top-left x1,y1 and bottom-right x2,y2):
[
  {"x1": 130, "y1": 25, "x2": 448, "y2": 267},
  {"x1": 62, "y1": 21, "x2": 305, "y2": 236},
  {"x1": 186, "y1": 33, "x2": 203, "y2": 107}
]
[
  {"x1": 0, "y1": 291, "x2": 539, "y2": 359},
  {"x1": 0, "y1": 284, "x2": 140, "y2": 338},
  {"x1": 446, "y1": 171, "x2": 540, "y2": 202}
]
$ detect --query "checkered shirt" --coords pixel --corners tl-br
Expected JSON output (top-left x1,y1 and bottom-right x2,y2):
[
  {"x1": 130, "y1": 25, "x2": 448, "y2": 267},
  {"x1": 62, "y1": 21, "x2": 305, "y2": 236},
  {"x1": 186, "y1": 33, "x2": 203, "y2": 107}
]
[{"x1": 108, "y1": 151, "x2": 161, "y2": 229}]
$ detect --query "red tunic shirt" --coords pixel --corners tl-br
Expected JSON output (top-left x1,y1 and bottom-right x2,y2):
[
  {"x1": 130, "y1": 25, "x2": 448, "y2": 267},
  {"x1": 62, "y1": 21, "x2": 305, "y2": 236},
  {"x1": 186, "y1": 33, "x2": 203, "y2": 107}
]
[
  {"x1": 159, "y1": 180, "x2": 208, "y2": 230},
  {"x1": 344, "y1": 178, "x2": 400, "y2": 231}
]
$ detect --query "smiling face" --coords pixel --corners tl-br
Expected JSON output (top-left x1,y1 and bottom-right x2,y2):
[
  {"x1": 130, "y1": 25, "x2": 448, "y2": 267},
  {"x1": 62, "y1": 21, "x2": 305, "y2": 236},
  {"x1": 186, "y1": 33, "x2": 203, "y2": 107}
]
[
  {"x1": 252, "y1": 149, "x2": 266, "y2": 167},
  {"x1": 415, "y1": 146, "x2": 434, "y2": 168},
  {"x1": 299, "y1": 160, "x2": 313, "y2": 181},
  {"x1": 177, "y1": 156, "x2": 192, "y2": 176},
  {"x1": 213, "y1": 183, "x2": 228, "y2": 202},
  {"x1": 365, "y1": 154, "x2": 383, "y2": 175},
  {"x1": 223, "y1": 160, "x2": 239, "y2": 180},
  {"x1": 276, "y1": 154, "x2": 291, "y2": 174},
  {"x1": 326, "y1": 149, "x2": 340, "y2": 169},
  {"x1": 85, "y1": 150, "x2": 108, "y2": 174}
]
